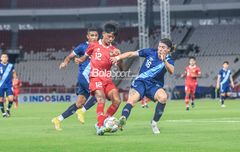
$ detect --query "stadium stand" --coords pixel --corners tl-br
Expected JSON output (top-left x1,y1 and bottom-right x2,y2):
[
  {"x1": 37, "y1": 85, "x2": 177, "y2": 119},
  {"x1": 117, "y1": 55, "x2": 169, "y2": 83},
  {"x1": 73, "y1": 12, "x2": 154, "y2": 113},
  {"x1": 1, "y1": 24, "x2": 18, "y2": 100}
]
[
  {"x1": 0, "y1": 0, "x2": 10, "y2": 8},
  {"x1": 0, "y1": 30, "x2": 12, "y2": 50},
  {"x1": 191, "y1": 0, "x2": 240, "y2": 4},
  {"x1": 187, "y1": 25, "x2": 240, "y2": 56},
  {"x1": 15, "y1": 60, "x2": 78, "y2": 88},
  {"x1": 18, "y1": 29, "x2": 87, "y2": 52}
]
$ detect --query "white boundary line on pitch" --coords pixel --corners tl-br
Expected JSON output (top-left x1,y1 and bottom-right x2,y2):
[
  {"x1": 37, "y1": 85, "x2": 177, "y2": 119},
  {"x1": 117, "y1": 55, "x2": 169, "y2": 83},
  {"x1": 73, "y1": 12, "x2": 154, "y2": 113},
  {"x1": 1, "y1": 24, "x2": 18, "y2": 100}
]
[{"x1": 166, "y1": 119, "x2": 240, "y2": 123}]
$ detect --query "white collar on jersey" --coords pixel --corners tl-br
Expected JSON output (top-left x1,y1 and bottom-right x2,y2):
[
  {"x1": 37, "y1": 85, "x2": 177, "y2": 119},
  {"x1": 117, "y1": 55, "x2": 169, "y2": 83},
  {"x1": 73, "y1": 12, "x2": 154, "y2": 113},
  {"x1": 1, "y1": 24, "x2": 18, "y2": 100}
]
[
  {"x1": 222, "y1": 68, "x2": 229, "y2": 71},
  {"x1": 99, "y1": 39, "x2": 112, "y2": 48},
  {"x1": 188, "y1": 65, "x2": 196, "y2": 68},
  {"x1": 1, "y1": 62, "x2": 8, "y2": 65}
]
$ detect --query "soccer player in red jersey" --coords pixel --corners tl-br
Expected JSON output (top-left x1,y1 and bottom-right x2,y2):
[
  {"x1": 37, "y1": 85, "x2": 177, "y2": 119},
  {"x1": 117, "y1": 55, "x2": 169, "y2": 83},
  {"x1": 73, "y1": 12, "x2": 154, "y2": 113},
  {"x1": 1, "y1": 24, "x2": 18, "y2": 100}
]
[
  {"x1": 75, "y1": 22, "x2": 121, "y2": 135},
  {"x1": 181, "y1": 57, "x2": 201, "y2": 111},
  {"x1": 12, "y1": 71, "x2": 22, "y2": 108}
]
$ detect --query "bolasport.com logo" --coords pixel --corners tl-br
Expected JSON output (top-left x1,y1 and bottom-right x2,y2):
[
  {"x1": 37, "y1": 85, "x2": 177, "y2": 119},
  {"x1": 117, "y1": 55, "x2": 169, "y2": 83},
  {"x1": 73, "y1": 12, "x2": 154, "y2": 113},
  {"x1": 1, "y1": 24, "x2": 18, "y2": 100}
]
[{"x1": 91, "y1": 68, "x2": 138, "y2": 80}]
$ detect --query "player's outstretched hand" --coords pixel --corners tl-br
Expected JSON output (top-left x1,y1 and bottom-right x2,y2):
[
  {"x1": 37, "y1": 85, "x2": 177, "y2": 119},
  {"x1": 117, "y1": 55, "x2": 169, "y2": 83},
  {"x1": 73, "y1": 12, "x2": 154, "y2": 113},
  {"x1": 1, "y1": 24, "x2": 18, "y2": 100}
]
[
  {"x1": 160, "y1": 52, "x2": 167, "y2": 61},
  {"x1": 59, "y1": 62, "x2": 67, "y2": 69},
  {"x1": 110, "y1": 56, "x2": 118, "y2": 64},
  {"x1": 112, "y1": 48, "x2": 121, "y2": 56}
]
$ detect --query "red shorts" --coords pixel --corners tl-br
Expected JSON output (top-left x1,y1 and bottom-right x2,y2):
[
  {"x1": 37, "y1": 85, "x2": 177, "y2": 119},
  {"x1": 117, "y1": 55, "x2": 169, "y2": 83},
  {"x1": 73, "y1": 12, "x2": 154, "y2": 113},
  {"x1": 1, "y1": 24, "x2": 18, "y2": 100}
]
[
  {"x1": 89, "y1": 77, "x2": 118, "y2": 96},
  {"x1": 13, "y1": 89, "x2": 20, "y2": 97},
  {"x1": 185, "y1": 83, "x2": 197, "y2": 94}
]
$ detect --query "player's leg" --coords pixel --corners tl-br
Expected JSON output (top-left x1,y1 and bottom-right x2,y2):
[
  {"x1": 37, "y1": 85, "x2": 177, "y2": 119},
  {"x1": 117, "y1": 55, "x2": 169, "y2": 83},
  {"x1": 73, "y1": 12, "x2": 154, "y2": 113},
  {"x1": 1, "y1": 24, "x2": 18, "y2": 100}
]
[
  {"x1": 14, "y1": 92, "x2": 19, "y2": 109},
  {"x1": 151, "y1": 88, "x2": 168, "y2": 134},
  {"x1": 76, "y1": 95, "x2": 97, "y2": 124},
  {"x1": 0, "y1": 88, "x2": 6, "y2": 117},
  {"x1": 75, "y1": 79, "x2": 94, "y2": 123},
  {"x1": 220, "y1": 93, "x2": 226, "y2": 107},
  {"x1": 118, "y1": 88, "x2": 141, "y2": 130},
  {"x1": 105, "y1": 83, "x2": 121, "y2": 117},
  {"x1": 220, "y1": 84, "x2": 226, "y2": 107},
  {"x1": 51, "y1": 95, "x2": 86, "y2": 131},
  {"x1": 13, "y1": 90, "x2": 17, "y2": 108},
  {"x1": 94, "y1": 89, "x2": 107, "y2": 128},
  {"x1": 185, "y1": 85, "x2": 191, "y2": 110},
  {"x1": 6, "y1": 88, "x2": 14, "y2": 116},
  {"x1": 80, "y1": 95, "x2": 97, "y2": 112},
  {"x1": 88, "y1": 78, "x2": 107, "y2": 135},
  {"x1": 93, "y1": 89, "x2": 109, "y2": 135},
  {"x1": 191, "y1": 85, "x2": 196, "y2": 108}
]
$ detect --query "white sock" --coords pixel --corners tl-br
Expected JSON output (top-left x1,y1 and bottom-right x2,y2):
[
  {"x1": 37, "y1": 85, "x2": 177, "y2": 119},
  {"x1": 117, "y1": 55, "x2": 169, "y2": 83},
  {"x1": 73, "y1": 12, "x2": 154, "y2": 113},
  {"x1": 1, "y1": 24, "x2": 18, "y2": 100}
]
[
  {"x1": 58, "y1": 115, "x2": 64, "y2": 121},
  {"x1": 151, "y1": 120, "x2": 157, "y2": 125},
  {"x1": 81, "y1": 107, "x2": 86, "y2": 113}
]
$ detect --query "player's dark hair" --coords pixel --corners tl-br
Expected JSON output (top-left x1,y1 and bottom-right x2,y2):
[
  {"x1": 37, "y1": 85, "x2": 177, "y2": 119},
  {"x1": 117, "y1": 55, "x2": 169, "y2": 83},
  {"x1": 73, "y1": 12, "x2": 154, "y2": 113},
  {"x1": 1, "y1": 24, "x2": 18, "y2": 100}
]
[
  {"x1": 87, "y1": 27, "x2": 98, "y2": 33},
  {"x1": 223, "y1": 61, "x2": 229, "y2": 65},
  {"x1": 1, "y1": 52, "x2": 8, "y2": 56},
  {"x1": 189, "y1": 56, "x2": 196, "y2": 60},
  {"x1": 160, "y1": 38, "x2": 176, "y2": 52},
  {"x1": 103, "y1": 22, "x2": 118, "y2": 36}
]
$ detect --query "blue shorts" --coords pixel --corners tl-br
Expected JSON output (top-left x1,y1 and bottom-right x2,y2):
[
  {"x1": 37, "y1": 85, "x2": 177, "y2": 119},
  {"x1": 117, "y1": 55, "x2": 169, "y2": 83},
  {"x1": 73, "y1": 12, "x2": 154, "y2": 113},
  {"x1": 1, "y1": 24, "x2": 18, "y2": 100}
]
[
  {"x1": 131, "y1": 79, "x2": 163, "y2": 101},
  {"x1": 220, "y1": 84, "x2": 230, "y2": 93},
  {"x1": 76, "y1": 77, "x2": 90, "y2": 99},
  {"x1": 0, "y1": 87, "x2": 13, "y2": 97}
]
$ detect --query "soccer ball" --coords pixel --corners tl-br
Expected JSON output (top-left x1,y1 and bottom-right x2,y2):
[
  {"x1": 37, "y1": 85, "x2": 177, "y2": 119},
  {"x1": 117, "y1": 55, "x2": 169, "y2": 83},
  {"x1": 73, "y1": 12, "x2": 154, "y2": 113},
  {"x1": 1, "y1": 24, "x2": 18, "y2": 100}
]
[{"x1": 104, "y1": 117, "x2": 119, "y2": 133}]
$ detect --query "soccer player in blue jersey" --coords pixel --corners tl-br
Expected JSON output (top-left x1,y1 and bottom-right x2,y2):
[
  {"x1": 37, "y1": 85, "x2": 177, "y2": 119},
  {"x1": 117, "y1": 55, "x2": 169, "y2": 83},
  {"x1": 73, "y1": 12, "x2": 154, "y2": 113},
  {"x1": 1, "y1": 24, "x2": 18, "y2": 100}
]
[
  {"x1": 216, "y1": 61, "x2": 234, "y2": 108},
  {"x1": 0, "y1": 53, "x2": 16, "y2": 118},
  {"x1": 52, "y1": 28, "x2": 99, "y2": 130},
  {"x1": 111, "y1": 38, "x2": 175, "y2": 134}
]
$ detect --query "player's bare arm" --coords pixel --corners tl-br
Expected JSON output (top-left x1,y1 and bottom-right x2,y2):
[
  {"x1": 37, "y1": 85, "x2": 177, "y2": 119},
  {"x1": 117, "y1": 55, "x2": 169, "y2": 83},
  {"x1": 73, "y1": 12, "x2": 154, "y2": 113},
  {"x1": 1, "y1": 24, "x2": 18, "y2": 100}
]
[
  {"x1": 74, "y1": 55, "x2": 88, "y2": 65},
  {"x1": 110, "y1": 51, "x2": 138, "y2": 63},
  {"x1": 191, "y1": 70, "x2": 201, "y2": 78},
  {"x1": 181, "y1": 71, "x2": 186, "y2": 78},
  {"x1": 59, "y1": 52, "x2": 76, "y2": 69},
  {"x1": 230, "y1": 75, "x2": 234, "y2": 88}
]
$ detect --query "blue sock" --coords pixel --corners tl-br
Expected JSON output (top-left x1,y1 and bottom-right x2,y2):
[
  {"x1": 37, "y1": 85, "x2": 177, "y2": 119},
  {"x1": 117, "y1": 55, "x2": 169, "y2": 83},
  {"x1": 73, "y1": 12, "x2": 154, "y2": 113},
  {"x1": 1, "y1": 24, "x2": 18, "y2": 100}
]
[
  {"x1": 121, "y1": 103, "x2": 133, "y2": 119},
  {"x1": 153, "y1": 102, "x2": 166, "y2": 122},
  {"x1": 0, "y1": 102, "x2": 4, "y2": 114},
  {"x1": 8, "y1": 101, "x2": 13, "y2": 109},
  {"x1": 220, "y1": 95, "x2": 225, "y2": 105},
  {"x1": 61, "y1": 103, "x2": 78, "y2": 119},
  {"x1": 83, "y1": 96, "x2": 97, "y2": 111}
]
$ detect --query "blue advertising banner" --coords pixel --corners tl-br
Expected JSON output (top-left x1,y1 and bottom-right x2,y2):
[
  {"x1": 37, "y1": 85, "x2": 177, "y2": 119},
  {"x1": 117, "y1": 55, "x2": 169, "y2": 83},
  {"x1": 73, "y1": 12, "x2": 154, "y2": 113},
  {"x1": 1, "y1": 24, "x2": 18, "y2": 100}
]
[{"x1": 18, "y1": 94, "x2": 77, "y2": 102}]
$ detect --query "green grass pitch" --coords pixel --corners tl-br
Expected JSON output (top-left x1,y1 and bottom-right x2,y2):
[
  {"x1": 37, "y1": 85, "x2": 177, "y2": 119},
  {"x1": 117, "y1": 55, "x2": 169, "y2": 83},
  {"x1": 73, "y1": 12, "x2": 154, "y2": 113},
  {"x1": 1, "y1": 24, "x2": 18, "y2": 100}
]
[{"x1": 0, "y1": 99, "x2": 240, "y2": 152}]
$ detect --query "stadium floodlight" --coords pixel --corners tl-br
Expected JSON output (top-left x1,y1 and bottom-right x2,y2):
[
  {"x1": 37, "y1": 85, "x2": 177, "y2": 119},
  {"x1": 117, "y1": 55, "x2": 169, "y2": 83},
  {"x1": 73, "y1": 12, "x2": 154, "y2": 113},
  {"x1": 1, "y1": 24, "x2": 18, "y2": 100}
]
[{"x1": 160, "y1": 0, "x2": 171, "y2": 39}]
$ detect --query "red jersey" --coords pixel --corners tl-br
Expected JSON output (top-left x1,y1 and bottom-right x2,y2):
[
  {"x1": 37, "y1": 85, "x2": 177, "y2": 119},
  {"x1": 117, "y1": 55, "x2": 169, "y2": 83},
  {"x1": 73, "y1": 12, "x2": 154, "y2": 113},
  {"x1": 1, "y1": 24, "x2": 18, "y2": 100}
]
[
  {"x1": 12, "y1": 78, "x2": 22, "y2": 90},
  {"x1": 86, "y1": 40, "x2": 119, "y2": 80},
  {"x1": 185, "y1": 65, "x2": 201, "y2": 85}
]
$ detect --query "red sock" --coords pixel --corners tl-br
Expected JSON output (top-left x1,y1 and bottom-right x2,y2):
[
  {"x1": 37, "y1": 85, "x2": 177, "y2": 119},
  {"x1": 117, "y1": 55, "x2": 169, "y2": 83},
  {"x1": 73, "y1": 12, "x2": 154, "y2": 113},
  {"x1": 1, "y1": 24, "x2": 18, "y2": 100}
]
[
  {"x1": 191, "y1": 93, "x2": 195, "y2": 102},
  {"x1": 15, "y1": 97, "x2": 18, "y2": 107},
  {"x1": 106, "y1": 104, "x2": 119, "y2": 117},
  {"x1": 185, "y1": 95, "x2": 189, "y2": 107},
  {"x1": 96, "y1": 102, "x2": 105, "y2": 127}
]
